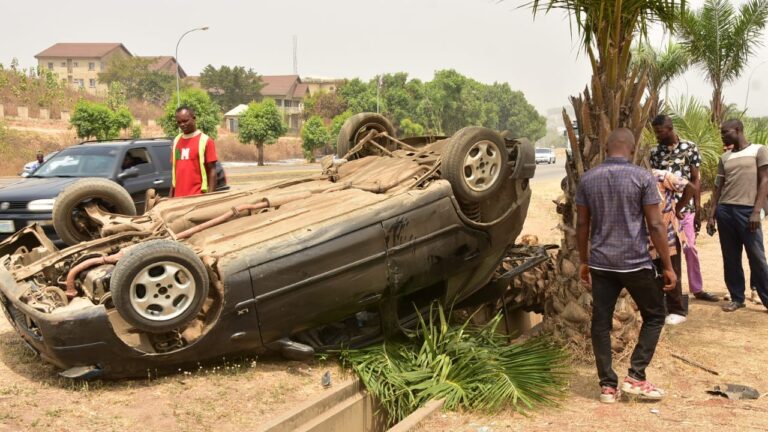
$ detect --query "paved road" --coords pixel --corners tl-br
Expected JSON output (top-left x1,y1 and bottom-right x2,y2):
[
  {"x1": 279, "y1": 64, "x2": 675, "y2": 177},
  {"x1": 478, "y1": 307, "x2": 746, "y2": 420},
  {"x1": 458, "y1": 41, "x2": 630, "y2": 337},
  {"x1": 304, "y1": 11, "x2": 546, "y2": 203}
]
[{"x1": 531, "y1": 158, "x2": 566, "y2": 183}]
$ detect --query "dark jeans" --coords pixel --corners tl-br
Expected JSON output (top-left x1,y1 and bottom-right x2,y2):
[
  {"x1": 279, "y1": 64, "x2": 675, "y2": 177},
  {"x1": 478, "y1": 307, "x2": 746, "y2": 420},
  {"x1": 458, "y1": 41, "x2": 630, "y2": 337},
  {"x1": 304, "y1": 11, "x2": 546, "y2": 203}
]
[
  {"x1": 590, "y1": 268, "x2": 666, "y2": 388},
  {"x1": 654, "y1": 242, "x2": 685, "y2": 316},
  {"x1": 715, "y1": 204, "x2": 768, "y2": 306}
]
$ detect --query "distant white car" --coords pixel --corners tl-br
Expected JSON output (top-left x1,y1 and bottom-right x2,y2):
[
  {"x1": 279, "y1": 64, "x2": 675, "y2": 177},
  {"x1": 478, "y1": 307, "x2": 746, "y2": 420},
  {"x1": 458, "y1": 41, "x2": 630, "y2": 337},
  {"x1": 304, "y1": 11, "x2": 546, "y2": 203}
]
[
  {"x1": 535, "y1": 148, "x2": 556, "y2": 164},
  {"x1": 20, "y1": 151, "x2": 58, "y2": 177}
]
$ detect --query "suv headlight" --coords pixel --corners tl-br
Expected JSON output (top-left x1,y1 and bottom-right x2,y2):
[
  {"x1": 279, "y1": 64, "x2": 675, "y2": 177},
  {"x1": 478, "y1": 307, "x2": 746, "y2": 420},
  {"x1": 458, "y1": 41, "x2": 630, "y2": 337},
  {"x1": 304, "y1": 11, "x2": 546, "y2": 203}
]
[{"x1": 27, "y1": 199, "x2": 56, "y2": 212}]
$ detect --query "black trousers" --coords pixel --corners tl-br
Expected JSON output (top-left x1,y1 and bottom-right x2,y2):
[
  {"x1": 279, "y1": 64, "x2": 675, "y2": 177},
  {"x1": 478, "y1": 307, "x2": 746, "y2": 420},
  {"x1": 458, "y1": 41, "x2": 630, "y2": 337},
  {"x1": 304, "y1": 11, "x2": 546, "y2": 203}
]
[
  {"x1": 654, "y1": 245, "x2": 685, "y2": 316},
  {"x1": 590, "y1": 267, "x2": 666, "y2": 388}
]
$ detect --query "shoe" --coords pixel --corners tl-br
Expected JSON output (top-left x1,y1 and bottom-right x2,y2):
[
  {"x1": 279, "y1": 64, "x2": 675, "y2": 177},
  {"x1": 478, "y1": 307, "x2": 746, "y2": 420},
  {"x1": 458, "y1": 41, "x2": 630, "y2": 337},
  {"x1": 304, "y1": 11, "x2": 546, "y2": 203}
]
[
  {"x1": 751, "y1": 289, "x2": 763, "y2": 305},
  {"x1": 665, "y1": 314, "x2": 687, "y2": 325},
  {"x1": 621, "y1": 377, "x2": 664, "y2": 400},
  {"x1": 721, "y1": 301, "x2": 746, "y2": 312},
  {"x1": 694, "y1": 291, "x2": 719, "y2": 302},
  {"x1": 600, "y1": 386, "x2": 621, "y2": 403},
  {"x1": 724, "y1": 294, "x2": 731, "y2": 301}
]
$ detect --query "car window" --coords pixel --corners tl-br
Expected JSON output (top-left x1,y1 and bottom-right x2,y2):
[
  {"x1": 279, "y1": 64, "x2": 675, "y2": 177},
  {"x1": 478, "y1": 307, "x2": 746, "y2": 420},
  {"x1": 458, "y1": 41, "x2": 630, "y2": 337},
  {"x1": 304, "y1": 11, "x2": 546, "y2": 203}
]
[
  {"x1": 122, "y1": 147, "x2": 155, "y2": 175},
  {"x1": 535, "y1": 149, "x2": 551, "y2": 154},
  {"x1": 151, "y1": 145, "x2": 172, "y2": 171},
  {"x1": 34, "y1": 147, "x2": 118, "y2": 177}
]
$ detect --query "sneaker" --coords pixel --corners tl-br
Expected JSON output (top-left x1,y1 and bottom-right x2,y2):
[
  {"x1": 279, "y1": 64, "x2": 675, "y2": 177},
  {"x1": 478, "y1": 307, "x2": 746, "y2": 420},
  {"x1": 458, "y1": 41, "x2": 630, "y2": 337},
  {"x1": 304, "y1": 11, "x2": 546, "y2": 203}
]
[
  {"x1": 693, "y1": 291, "x2": 719, "y2": 302},
  {"x1": 621, "y1": 377, "x2": 664, "y2": 400},
  {"x1": 665, "y1": 313, "x2": 687, "y2": 325},
  {"x1": 751, "y1": 289, "x2": 763, "y2": 305},
  {"x1": 600, "y1": 386, "x2": 621, "y2": 403},
  {"x1": 722, "y1": 301, "x2": 746, "y2": 312}
]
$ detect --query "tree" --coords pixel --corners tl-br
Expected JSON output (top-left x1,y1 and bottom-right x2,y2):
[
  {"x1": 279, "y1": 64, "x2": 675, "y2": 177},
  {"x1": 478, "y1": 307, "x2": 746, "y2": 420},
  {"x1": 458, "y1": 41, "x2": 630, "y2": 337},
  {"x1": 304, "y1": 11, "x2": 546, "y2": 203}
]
[
  {"x1": 677, "y1": 0, "x2": 768, "y2": 124},
  {"x1": 529, "y1": 0, "x2": 685, "y2": 354},
  {"x1": 631, "y1": 42, "x2": 690, "y2": 118},
  {"x1": 304, "y1": 91, "x2": 348, "y2": 120},
  {"x1": 237, "y1": 99, "x2": 286, "y2": 166},
  {"x1": 301, "y1": 116, "x2": 330, "y2": 162},
  {"x1": 329, "y1": 111, "x2": 353, "y2": 149},
  {"x1": 70, "y1": 100, "x2": 133, "y2": 140},
  {"x1": 199, "y1": 65, "x2": 264, "y2": 112},
  {"x1": 159, "y1": 88, "x2": 222, "y2": 139},
  {"x1": 98, "y1": 56, "x2": 174, "y2": 104},
  {"x1": 106, "y1": 82, "x2": 128, "y2": 111},
  {"x1": 399, "y1": 118, "x2": 425, "y2": 137}
]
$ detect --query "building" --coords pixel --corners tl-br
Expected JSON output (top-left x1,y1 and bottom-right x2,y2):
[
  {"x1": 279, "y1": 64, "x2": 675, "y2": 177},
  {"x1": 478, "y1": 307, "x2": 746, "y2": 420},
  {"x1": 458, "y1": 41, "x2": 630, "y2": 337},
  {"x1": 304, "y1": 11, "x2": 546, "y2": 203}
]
[
  {"x1": 140, "y1": 56, "x2": 187, "y2": 78},
  {"x1": 34, "y1": 43, "x2": 132, "y2": 95},
  {"x1": 259, "y1": 75, "x2": 309, "y2": 133},
  {"x1": 302, "y1": 77, "x2": 345, "y2": 95},
  {"x1": 224, "y1": 104, "x2": 248, "y2": 133}
]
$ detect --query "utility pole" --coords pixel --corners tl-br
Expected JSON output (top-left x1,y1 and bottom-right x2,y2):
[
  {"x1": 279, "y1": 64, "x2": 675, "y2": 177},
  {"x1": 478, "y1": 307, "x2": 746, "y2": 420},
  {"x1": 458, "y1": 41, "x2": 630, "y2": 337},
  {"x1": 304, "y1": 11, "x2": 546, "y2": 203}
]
[{"x1": 292, "y1": 35, "x2": 298, "y2": 75}]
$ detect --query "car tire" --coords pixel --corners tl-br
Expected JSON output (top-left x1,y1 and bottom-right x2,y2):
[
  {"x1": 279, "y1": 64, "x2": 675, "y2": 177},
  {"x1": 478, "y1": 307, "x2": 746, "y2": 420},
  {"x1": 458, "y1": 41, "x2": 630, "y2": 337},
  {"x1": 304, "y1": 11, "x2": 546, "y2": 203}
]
[
  {"x1": 442, "y1": 127, "x2": 509, "y2": 202},
  {"x1": 53, "y1": 178, "x2": 137, "y2": 245},
  {"x1": 336, "y1": 112, "x2": 395, "y2": 159},
  {"x1": 111, "y1": 240, "x2": 209, "y2": 333}
]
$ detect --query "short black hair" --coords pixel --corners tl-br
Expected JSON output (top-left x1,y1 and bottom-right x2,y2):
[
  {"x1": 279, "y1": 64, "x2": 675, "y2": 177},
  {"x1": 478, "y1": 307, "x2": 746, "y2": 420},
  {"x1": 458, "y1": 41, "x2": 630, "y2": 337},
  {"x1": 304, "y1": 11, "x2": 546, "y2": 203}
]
[
  {"x1": 722, "y1": 118, "x2": 744, "y2": 131},
  {"x1": 651, "y1": 114, "x2": 673, "y2": 127},
  {"x1": 175, "y1": 105, "x2": 196, "y2": 118}
]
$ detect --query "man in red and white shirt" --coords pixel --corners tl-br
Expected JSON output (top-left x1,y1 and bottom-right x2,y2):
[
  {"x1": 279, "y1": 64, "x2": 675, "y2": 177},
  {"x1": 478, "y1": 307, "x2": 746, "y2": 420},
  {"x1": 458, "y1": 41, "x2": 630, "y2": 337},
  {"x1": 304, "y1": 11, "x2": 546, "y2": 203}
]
[{"x1": 170, "y1": 106, "x2": 218, "y2": 197}]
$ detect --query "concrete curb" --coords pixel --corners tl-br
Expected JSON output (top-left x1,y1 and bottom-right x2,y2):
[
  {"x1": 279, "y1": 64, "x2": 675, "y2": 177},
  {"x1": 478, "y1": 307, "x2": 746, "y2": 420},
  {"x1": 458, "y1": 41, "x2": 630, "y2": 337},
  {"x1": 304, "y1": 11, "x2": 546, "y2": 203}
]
[{"x1": 387, "y1": 399, "x2": 445, "y2": 432}]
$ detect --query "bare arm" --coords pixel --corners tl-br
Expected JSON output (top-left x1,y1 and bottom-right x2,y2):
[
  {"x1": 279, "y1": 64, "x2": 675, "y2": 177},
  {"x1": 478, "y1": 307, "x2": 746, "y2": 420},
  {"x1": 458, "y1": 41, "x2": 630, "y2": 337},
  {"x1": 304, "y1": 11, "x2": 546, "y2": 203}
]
[
  {"x1": 576, "y1": 204, "x2": 592, "y2": 287},
  {"x1": 205, "y1": 162, "x2": 217, "y2": 193},
  {"x1": 643, "y1": 203, "x2": 676, "y2": 291},
  {"x1": 708, "y1": 161, "x2": 725, "y2": 229},
  {"x1": 750, "y1": 165, "x2": 768, "y2": 232},
  {"x1": 675, "y1": 181, "x2": 697, "y2": 220},
  {"x1": 690, "y1": 165, "x2": 702, "y2": 213}
]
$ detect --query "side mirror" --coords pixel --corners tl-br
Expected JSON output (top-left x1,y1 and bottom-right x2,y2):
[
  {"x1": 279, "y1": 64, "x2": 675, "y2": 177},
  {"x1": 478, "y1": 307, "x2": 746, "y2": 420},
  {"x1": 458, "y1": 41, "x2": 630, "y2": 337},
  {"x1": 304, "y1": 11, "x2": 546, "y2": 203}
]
[{"x1": 118, "y1": 167, "x2": 140, "y2": 180}]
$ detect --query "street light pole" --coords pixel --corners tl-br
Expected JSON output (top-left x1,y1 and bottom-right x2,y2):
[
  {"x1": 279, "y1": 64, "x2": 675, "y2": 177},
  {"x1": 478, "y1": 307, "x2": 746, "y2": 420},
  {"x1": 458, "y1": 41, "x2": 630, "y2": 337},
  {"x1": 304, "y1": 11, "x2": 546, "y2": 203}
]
[
  {"x1": 175, "y1": 26, "x2": 209, "y2": 108},
  {"x1": 744, "y1": 59, "x2": 768, "y2": 112}
]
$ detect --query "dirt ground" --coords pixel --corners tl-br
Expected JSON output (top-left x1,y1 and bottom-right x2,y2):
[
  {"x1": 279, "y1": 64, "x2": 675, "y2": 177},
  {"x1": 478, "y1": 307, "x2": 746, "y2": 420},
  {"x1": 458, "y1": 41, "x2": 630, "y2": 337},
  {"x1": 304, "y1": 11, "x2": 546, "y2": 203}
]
[
  {"x1": 0, "y1": 165, "x2": 767, "y2": 431},
  {"x1": 418, "y1": 182, "x2": 768, "y2": 431}
]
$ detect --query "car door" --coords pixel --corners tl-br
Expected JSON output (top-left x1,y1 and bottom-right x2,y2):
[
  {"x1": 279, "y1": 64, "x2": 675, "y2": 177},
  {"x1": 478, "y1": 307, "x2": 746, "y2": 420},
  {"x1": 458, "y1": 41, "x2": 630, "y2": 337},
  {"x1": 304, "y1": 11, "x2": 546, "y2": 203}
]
[
  {"x1": 250, "y1": 222, "x2": 388, "y2": 344},
  {"x1": 117, "y1": 147, "x2": 163, "y2": 213},
  {"x1": 147, "y1": 144, "x2": 172, "y2": 197}
]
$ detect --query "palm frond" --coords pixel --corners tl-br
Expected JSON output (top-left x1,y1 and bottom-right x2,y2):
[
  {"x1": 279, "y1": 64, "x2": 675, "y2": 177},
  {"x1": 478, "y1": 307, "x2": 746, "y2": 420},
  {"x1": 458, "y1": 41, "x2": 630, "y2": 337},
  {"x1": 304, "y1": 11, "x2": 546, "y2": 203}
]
[
  {"x1": 341, "y1": 305, "x2": 570, "y2": 424},
  {"x1": 666, "y1": 96, "x2": 722, "y2": 187}
]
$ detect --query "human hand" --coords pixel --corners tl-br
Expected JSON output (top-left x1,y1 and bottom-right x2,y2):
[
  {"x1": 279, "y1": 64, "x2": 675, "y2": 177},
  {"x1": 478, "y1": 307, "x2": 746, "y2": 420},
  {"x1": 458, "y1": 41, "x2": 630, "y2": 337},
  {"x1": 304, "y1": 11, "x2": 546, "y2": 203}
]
[
  {"x1": 749, "y1": 211, "x2": 761, "y2": 232},
  {"x1": 707, "y1": 217, "x2": 716, "y2": 235},
  {"x1": 694, "y1": 213, "x2": 702, "y2": 232},
  {"x1": 579, "y1": 263, "x2": 591, "y2": 290},
  {"x1": 662, "y1": 268, "x2": 677, "y2": 292}
]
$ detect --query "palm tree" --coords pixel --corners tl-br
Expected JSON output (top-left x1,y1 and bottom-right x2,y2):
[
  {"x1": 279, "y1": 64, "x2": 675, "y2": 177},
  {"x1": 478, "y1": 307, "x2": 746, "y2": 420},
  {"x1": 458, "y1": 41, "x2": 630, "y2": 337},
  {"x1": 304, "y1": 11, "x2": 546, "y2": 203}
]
[
  {"x1": 528, "y1": 0, "x2": 685, "y2": 354},
  {"x1": 631, "y1": 41, "x2": 690, "y2": 118},
  {"x1": 676, "y1": 0, "x2": 768, "y2": 125}
]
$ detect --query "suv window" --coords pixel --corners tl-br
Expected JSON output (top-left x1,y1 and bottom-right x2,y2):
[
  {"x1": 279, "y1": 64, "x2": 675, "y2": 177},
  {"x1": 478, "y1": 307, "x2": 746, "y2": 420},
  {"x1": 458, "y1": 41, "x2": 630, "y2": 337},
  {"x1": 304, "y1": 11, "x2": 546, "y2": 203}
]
[
  {"x1": 122, "y1": 148, "x2": 155, "y2": 175},
  {"x1": 34, "y1": 147, "x2": 119, "y2": 177},
  {"x1": 151, "y1": 145, "x2": 172, "y2": 172}
]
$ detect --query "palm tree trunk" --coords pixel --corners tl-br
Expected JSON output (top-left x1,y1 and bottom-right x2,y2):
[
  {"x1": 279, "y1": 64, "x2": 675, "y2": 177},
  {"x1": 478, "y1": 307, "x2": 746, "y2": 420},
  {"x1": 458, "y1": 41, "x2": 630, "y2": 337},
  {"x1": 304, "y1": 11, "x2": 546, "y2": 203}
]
[
  {"x1": 710, "y1": 85, "x2": 724, "y2": 125},
  {"x1": 257, "y1": 142, "x2": 265, "y2": 166}
]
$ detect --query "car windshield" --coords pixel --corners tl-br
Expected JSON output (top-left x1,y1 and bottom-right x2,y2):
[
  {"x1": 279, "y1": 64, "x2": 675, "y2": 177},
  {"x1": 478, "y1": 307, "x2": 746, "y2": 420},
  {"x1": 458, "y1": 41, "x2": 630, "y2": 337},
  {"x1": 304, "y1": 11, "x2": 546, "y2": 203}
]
[
  {"x1": 33, "y1": 146, "x2": 119, "y2": 177},
  {"x1": 535, "y1": 149, "x2": 551, "y2": 154}
]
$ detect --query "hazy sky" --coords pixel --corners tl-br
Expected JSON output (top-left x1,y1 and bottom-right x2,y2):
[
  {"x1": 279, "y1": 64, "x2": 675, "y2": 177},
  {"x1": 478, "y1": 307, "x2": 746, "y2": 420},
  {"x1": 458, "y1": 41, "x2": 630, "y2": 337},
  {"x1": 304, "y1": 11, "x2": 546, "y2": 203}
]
[{"x1": 3, "y1": 0, "x2": 768, "y2": 118}]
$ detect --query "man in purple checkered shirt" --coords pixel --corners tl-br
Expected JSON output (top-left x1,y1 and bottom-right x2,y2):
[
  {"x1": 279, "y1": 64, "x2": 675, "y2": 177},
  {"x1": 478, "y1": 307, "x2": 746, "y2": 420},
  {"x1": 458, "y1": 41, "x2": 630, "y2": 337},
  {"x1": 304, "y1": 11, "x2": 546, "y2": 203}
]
[{"x1": 575, "y1": 128, "x2": 676, "y2": 404}]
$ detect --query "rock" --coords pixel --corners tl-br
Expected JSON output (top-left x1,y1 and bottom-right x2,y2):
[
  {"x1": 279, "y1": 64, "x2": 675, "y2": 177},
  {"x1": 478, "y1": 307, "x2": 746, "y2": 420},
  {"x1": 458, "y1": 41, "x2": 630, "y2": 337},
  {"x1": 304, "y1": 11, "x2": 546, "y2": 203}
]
[
  {"x1": 561, "y1": 259, "x2": 577, "y2": 277},
  {"x1": 562, "y1": 302, "x2": 590, "y2": 323}
]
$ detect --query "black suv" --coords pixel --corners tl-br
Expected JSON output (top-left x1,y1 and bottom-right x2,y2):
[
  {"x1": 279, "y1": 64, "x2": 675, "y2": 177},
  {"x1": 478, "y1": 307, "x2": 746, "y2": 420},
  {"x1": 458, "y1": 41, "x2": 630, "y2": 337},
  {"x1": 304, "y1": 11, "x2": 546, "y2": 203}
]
[{"x1": 0, "y1": 138, "x2": 228, "y2": 242}]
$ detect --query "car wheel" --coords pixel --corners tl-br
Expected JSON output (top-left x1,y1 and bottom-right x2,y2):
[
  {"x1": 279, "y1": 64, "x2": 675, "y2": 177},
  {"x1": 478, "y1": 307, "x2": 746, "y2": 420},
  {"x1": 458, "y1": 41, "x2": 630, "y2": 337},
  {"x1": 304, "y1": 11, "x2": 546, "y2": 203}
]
[
  {"x1": 442, "y1": 127, "x2": 509, "y2": 202},
  {"x1": 53, "y1": 178, "x2": 137, "y2": 245},
  {"x1": 111, "y1": 240, "x2": 209, "y2": 333},
  {"x1": 336, "y1": 112, "x2": 395, "y2": 159}
]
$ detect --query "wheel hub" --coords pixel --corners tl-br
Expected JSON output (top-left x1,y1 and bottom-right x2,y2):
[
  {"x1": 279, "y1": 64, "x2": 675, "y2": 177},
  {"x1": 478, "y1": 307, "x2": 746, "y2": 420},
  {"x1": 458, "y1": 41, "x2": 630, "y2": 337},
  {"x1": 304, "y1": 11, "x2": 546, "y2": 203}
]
[
  {"x1": 462, "y1": 140, "x2": 502, "y2": 192},
  {"x1": 128, "y1": 261, "x2": 196, "y2": 322}
]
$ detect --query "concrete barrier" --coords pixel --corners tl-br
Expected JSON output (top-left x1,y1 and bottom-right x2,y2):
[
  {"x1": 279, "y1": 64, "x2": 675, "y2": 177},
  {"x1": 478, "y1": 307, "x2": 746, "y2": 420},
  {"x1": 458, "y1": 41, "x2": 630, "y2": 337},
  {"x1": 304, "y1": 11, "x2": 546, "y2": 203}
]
[
  {"x1": 39, "y1": 108, "x2": 50, "y2": 120},
  {"x1": 0, "y1": 104, "x2": 4, "y2": 119},
  {"x1": 61, "y1": 111, "x2": 70, "y2": 122},
  {"x1": 17, "y1": 106, "x2": 28, "y2": 120}
]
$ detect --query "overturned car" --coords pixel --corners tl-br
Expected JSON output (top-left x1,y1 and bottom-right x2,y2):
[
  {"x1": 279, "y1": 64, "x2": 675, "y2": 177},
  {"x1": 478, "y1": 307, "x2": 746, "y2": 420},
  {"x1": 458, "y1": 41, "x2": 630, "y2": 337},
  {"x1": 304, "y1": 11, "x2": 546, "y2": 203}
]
[{"x1": 0, "y1": 113, "x2": 539, "y2": 378}]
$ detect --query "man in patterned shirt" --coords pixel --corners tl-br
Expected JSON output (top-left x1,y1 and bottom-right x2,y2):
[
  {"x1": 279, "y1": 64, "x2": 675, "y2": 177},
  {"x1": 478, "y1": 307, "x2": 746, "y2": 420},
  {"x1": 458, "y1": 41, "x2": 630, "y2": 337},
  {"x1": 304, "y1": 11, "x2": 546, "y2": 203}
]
[
  {"x1": 576, "y1": 128, "x2": 675, "y2": 403},
  {"x1": 651, "y1": 115, "x2": 719, "y2": 302}
]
